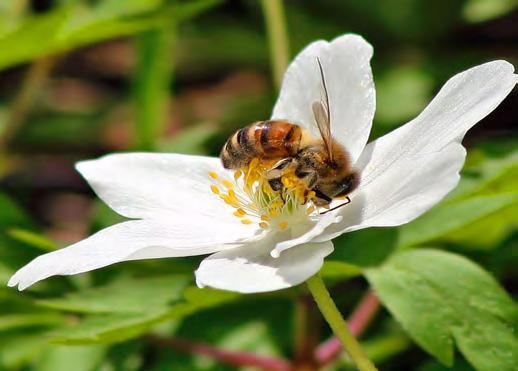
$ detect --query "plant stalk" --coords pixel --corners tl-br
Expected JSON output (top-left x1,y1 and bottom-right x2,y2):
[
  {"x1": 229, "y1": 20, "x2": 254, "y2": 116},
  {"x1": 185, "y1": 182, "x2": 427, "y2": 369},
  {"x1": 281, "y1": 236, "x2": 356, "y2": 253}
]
[
  {"x1": 306, "y1": 274, "x2": 378, "y2": 371},
  {"x1": 260, "y1": 0, "x2": 290, "y2": 88}
]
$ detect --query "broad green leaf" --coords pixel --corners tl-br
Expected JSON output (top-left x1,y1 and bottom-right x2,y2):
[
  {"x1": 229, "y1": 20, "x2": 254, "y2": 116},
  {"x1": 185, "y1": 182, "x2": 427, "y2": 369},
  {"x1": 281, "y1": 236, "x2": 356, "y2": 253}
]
[
  {"x1": 397, "y1": 193, "x2": 517, "y2": 248},
  {"x1": 37, "y1": 275, "x2": 190, "y2": 313},
  {"x1": 36, "y1": 344, "x2": 108, "y2": 371},
  {"x1": 366, "y1": 249, "x2": 518, "y2": 370},
  {"x1": 0, "y1": 313, "x2": 63, "y2": 331},
  {"x1": 439, "y1": 205, "x2": 517, "y2": 249}
]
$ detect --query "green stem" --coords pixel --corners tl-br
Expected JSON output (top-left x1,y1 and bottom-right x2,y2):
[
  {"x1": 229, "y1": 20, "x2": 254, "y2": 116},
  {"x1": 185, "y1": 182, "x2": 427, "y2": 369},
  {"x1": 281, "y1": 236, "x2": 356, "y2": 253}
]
[
  {"x1": 133, "y1": 23, "x2": 176, "y2": 151},
  {"x1": 260, "y1": 0, "x2": 290, "y2": 89},
  {"x1": 306, "y1": 274, "x2": 378, "y2": 371}
]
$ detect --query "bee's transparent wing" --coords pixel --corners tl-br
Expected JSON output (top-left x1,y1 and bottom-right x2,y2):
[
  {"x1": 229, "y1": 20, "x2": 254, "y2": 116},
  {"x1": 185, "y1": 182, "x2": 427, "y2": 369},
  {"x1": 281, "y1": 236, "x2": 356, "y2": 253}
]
[{"x1": 312, "y1": 57, "x2": 334, "y2": 160}]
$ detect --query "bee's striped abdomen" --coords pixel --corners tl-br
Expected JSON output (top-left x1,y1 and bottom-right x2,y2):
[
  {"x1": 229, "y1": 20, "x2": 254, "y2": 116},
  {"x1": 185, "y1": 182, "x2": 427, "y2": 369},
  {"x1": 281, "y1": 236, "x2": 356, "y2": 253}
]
[{"x1": 220, "y1": 120, "x2": 302, "y2": 169}]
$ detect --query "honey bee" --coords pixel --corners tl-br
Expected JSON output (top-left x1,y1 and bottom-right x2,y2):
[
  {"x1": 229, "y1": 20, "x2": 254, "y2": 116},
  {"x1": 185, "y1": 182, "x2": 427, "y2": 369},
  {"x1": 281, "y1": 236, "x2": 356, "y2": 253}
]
[{"x1": 220, "y1": 58, "x2": 359, "y2": 209}]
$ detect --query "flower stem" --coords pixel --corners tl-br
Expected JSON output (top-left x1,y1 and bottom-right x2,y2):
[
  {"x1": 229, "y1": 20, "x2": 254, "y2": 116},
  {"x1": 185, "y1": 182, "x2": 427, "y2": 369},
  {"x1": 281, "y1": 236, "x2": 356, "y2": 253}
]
[
  {"x1": 316, "y1": 290, "x2": 381, "y2": 365},
  {"x1": 306, "y1": 274, "x2": 378, "y2": 371},
  {"x1": 260, "y1": 0, "x2": 290, "y2": 89}
]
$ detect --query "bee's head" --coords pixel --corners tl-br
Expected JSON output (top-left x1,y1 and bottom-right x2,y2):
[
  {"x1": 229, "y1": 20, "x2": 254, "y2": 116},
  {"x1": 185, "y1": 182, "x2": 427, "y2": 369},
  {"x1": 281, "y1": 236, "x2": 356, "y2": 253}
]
[{"x1": 333, "y1": 172, "x2": 360, "y2": 198}]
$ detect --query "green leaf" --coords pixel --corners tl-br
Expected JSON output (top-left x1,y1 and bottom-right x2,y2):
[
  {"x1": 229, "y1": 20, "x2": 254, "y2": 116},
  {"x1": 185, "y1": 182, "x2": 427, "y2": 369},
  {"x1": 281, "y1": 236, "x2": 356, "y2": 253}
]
[
  {"x1": 0, "y1": 0, "x2": 222, "y2": 71},
  {"x1": 0, "y1": 313, "x2": 63, "y2": 331},
  {"x1": 36, "y1": 344, "x2": 108, "y2": 371},
  {"x1": 375, "y1": 65, "x2": 433, "y2": 127},
  {"x1": 463, "y1": 0, "x2": 516, "y2": 23},
  {"x1": 6, "y1": 228, "x2": 58, "y2": 251},
  {"x1": 37, "y1": 275, "x2": 190, "y2": 314},
  {"x1": 366, "y1": 249, "x2": 518, "y2": 370},
  {"x1": 329, "y1": 227, "x2": 399, "y2": 267},
  {"x1": 397, "y1": 193, "x2": 518, "y2": 248}
]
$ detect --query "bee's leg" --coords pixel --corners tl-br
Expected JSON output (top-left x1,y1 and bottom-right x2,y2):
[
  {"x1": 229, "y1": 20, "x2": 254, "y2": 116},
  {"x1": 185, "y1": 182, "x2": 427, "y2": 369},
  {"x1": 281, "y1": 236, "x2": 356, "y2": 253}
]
[
  {"x1": 295, "y1": 168, "x2": 318, "y2": 189},
  {"x1": 320, "y1": 196, "x2": 351, "y2": 214},
  {"x1": 266, "y1": 158, "x2": 295, "y2": 180},
  {"x1": 266, "y1": 158, "x2": 296, "y2": 195}
]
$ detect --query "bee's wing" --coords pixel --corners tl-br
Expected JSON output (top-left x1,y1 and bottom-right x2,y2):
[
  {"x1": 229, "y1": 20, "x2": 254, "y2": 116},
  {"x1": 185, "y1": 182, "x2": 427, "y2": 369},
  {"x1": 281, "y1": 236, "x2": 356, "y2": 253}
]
[{"x1": 312, "y1": 57, "x2": 334, "y2": 160}]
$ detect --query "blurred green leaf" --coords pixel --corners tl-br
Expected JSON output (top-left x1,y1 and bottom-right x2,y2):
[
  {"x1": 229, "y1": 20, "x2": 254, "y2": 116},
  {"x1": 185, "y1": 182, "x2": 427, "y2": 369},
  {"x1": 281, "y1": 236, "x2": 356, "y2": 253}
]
[
  {"x1": 158, "y1": 123, "x2": 218, "y2": 155},
  {"x1": 6, "y1": 228, "x2": 58, "y2": 251},
  {"x1": 451, "y1": 148, "x2": 518, "y2": 199},
  {"x1": 0, "y1": 333, "x2": 48, "y2": 369},
  {"x1": 183, "y1": 286, "x2": 240, "y2": 308},
  {"x1": 330, "y1": 227, "x2": 399, "y2": 267},
  {"x1": 462, "y1": 0, "x2": 516, "y2": 23},
  {"x1": 36, "y1": 344, "x2": 108, "y2": 371},
  {"x1": 397, "y1": 193, "x2": 517, "y2": 248},
  {"x1": 0, "y1": 313, "x2": 63, "y2": 332},
  {"x1": 375, "y1": 65, "x2": 434, "y2": 127},
  {"x1": 37, "y1": 275, "x2": 190, "y2": 314},
  {"x1": 0, "y1": 0, "x2": 222, "y2": 71},
  {"x1": 366, "y1": 249, "x2": 518, "y2": 370}
]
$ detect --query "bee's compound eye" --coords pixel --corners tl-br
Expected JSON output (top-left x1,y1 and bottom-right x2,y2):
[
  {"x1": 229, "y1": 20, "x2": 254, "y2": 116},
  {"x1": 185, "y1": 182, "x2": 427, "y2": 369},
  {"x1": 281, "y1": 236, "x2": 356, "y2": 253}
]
[{"x1": 335, "y1": 173, "x2": 359, "y2": 197}]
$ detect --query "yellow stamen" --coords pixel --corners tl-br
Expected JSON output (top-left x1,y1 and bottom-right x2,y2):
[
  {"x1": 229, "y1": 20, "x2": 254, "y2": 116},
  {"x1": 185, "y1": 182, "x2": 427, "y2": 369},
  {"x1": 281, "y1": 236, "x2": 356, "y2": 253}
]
[
  {"x1": 234, "y1": 208, "x2": 246, "y2": 217},
  {"x1": 306, "y1": 205, "x2": 316, "y2": 215},
  {"x1": 208, "y1": 171, "x2": 219, "y2": 180},
  {"x1": 222, "y1": 180, "x2": 234, "y2": 190},
  {"x1": 241, "y1": 219, "x2": 252, "y2": 225},
  {"x1": 278, "y1": 221, "x2": 289, "y2": 230},
  {"x1": 234, "y1": 170, "x2": 242, "y2": 180},
  {"x1": 259, "y1": 222, "x2": 269, "y2": 229},
  {"x1": 260, "y1": 215, "x2": 270, "y2": 221},
  {"x1": 210, "y1": 185, "x2": 220, "y2": 195}
]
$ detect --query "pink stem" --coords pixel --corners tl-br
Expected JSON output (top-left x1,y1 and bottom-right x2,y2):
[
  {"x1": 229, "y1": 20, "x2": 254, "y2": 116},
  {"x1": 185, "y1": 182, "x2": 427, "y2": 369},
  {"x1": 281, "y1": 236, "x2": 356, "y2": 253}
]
[
  {"x1": 148, "y1": 335, "x2": 291, "y2": 371},
  {"x1": 315, "y1": 290, "x2": 381, "y2": 366}
]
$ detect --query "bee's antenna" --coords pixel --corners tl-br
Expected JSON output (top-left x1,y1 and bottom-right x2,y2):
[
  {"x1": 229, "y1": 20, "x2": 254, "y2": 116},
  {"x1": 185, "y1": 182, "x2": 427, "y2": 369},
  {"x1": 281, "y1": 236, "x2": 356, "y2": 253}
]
[{"x1": 319, "y1": 197, "x2": 351, "y2": 215}]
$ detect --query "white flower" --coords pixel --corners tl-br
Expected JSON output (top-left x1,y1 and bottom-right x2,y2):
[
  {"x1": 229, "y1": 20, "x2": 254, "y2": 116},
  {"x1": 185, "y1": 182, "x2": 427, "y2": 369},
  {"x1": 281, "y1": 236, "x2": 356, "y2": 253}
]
[{"x1": 8, "y1": 35, "x2": 516, "y2": 293}]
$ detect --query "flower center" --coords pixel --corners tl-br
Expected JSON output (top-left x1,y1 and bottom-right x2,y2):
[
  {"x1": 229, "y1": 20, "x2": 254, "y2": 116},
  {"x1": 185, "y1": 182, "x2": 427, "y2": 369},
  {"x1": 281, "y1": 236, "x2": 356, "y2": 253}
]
[{"x1": 208, "y1": 158, "x2": 318, "y2": 230}]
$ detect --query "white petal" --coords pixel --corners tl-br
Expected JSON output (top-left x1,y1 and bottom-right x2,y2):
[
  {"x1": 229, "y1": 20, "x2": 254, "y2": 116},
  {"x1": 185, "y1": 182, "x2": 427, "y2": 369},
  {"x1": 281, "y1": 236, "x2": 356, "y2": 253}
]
[
  {"x1": 314, "y1": 143, "x2": 466, "y2": 242},
  {"x1": 78, "y1": 153, "x2": 238, "y2": 220},
  {"x1": 8, "y1": 219, "x2": 250, "y2": 290},
  {"x1": 356, "y1": 60, "x2": 517, "y2": 187},
  {"x1": 270, "y1": 212, "x2": 340, "y2": 257},
  {"x1": 272, "y1": 34, "x2": 375, "y2": 163},
  {"x1": 195, "y1": 237, "x2": 334, "y2": 293}
]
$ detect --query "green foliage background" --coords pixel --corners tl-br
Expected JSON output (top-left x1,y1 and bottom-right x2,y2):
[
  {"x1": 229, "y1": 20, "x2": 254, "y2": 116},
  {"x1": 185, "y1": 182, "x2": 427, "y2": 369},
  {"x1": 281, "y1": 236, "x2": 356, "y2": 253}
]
[{"x1": 0, "y1": 0, "x2": 516, "y2": 370}]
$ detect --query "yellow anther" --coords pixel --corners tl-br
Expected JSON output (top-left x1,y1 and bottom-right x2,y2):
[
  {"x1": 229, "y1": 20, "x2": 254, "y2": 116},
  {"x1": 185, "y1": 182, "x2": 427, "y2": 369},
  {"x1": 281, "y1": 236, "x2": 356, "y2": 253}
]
[
  {"x1": 210, "y1": 185, "x2": 220, "y2": 195},
  {"x1": 208, "y1": 171, "x2": 219, "y2": 180},
  {"x1": 241, "y1": 219, "x2": 253, "y2": 225},
  {"x1": 282, "y1": 177, "x2": 291, "y2": 187},
  {"x1": 222, "y1": 180, "x2": 234, "y2": 189},
  {"x1": 307, "y1": 191, "x2": 316, "y2": 198},
  {"x1": 259, "y1": 222, "x2": 269, "y2": 229},
  {"x1": 234, "y1": 208, "x2": 246, "y2": 217},
  {"x1": 260, "y1": 215, "x2": 270, "y2": 221},
  {"x1": 278, "y1": 221, "x2": 289, "y2": 230},
  {"x1": 234, "y1": 170, "x2": 242, "y2": 180},
  {"x1": 269, "y1": 210, "x2": 279, "y2": 217},
  {"x1": 228, "y1": 189, "x2": 236, "y2": 198},
  {"x1": 306, "y1": 205, "x2": 316, "y2": 215}
]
